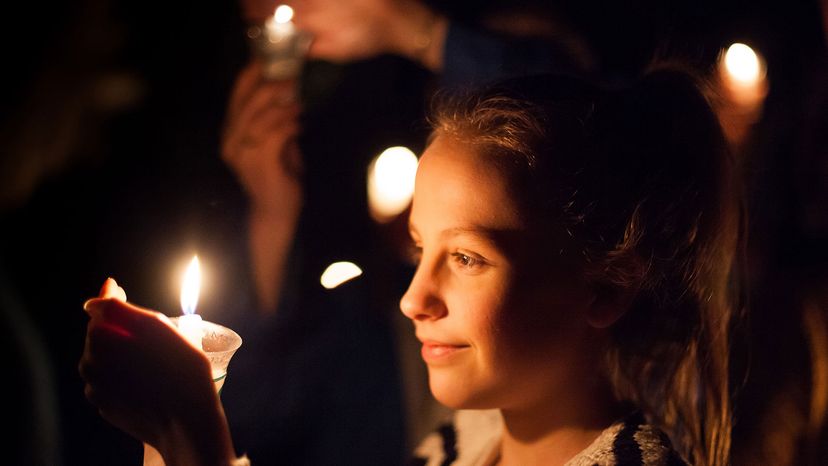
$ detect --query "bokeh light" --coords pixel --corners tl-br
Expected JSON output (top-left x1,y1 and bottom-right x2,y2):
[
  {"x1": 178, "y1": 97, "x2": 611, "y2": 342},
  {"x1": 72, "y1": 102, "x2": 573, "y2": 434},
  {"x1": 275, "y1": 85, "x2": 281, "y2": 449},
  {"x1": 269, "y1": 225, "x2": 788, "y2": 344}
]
[
  {"x1": 723, "y1": 43, "x2": 764, "y2": 85},
  {"x1": 367, "y1": 146, "x2": 418, "y2": 223},
  {"x1": 320, "y1": 261, "x2": 363, "y2": 289},
  {"x1": 274, "y1": 5, "x2": 294, "y2": 24}
]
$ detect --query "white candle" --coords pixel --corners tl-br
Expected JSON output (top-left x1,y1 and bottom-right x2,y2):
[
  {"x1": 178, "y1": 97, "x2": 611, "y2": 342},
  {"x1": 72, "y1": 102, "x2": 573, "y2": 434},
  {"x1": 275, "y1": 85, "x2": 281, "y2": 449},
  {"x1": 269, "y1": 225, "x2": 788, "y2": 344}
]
[
  {"x1": 178, "y1": 313, "x2": 203, "y2": 350},
  {"x1": 179, "y1": 255, "x2": 203, "y2": 351}
]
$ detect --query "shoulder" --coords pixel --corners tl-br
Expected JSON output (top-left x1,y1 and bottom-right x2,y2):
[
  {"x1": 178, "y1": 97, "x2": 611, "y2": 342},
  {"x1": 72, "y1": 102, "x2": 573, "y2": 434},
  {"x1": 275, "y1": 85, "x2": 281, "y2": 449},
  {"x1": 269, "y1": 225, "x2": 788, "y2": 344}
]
[{"x1": 567, "y1": 413, "x2": 689, "y2": 466}]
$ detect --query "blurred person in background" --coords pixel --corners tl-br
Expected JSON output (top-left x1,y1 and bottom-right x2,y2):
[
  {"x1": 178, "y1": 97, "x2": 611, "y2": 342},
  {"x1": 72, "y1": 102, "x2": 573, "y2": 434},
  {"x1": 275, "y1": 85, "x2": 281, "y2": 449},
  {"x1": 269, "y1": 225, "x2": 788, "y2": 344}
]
[{"x1": 726, "y1": 0, "x2": 828, "y2": 464}]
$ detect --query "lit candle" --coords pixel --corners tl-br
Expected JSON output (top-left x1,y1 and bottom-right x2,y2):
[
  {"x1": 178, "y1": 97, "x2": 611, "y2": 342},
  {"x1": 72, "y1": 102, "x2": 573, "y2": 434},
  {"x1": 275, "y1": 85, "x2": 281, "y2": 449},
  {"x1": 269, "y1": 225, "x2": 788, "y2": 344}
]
[
  {"x1": 178, "y1": 255, "x2": 203, "y2": 350},
  {"x1": 247, "y1": 4, "x2": 312, "y2": 80},
  {"x1": 145, "y1": 255, "x2": 242, "y2": 466},
  {"x1": 720, "y1": 42, "x2": 768, "y2": 107},
  {"x1": 715, "y1": 42, "x2": 769, "y2": 151},
  {"x1": 266, "y1": 5, "x2": 296, "y2": 41}
]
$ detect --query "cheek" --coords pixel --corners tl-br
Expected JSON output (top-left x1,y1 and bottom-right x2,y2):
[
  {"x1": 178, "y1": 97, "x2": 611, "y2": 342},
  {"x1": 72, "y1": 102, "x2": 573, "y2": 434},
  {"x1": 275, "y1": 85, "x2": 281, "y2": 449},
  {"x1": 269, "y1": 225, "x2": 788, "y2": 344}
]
[{"x1": 496, "y1": 282, "x2": 589, "y2": 362}]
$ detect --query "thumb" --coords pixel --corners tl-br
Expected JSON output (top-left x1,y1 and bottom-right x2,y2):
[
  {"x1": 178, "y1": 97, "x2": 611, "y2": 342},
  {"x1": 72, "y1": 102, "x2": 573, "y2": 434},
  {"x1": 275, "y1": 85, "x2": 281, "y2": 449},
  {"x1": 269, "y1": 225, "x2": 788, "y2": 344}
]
[
  {"x1": 83, "y1": 277, "x2": 127, "y2": 315},
  {"x1": 99, "y1": 277, "x2": 127, "y2": 301},
  {"x1": 84, "y1": 293, "x2": 172, "y2": 337}
]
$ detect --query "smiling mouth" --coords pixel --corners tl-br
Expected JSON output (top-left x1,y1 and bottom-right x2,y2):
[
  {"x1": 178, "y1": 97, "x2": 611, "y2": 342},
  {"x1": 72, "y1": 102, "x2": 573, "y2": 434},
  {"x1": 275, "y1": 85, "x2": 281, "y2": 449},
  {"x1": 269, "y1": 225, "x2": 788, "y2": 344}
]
[{"x1": 420, "y1": 342, "x2": 470, "y2": 362}]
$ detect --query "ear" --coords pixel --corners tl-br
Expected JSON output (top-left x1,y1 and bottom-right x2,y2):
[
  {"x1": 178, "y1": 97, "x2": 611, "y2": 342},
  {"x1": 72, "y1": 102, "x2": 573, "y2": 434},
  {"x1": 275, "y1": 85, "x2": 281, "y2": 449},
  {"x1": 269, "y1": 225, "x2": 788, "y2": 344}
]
[{"x1": 585, "y1": 284, "x2": 638, "y2": 329}]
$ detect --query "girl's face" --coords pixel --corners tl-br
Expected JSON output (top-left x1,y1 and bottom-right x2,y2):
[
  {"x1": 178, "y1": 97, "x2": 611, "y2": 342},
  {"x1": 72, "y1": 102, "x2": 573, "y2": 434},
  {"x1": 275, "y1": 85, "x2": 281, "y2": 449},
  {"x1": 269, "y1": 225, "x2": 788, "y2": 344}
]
[{"x1": 401, "y1": 135, "x2": 601, "y2": 411}]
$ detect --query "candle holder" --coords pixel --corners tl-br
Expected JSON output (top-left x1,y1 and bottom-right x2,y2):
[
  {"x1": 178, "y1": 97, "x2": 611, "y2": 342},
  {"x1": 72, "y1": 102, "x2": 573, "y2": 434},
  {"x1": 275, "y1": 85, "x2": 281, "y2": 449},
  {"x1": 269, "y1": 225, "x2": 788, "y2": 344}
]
[
  {"x1": 143, "y1": 318, "x2": 242, "y2": 466},
  {"x1": 170, "y1": 316, "x2": 243, "y2": 393},
  {"x1": 247, "y1": 9, "x2": 312, "y2": 81}
]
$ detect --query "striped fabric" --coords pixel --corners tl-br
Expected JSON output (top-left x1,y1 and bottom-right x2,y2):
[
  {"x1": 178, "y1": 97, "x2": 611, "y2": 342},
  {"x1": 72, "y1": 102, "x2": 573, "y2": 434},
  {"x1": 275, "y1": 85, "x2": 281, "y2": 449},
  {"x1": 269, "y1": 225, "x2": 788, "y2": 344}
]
[{"x1": 409, "y1": 410, "x2": 689, "y2": 466}]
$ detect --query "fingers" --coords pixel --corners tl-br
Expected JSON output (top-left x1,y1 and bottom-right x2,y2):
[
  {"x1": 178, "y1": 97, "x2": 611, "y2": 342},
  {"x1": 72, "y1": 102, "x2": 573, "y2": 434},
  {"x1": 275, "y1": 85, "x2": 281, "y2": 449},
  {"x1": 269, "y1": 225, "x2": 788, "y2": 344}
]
[
  {"x1": 228, "y1": 79, "x2": 299, "y2": 137},
  {"x1": 79, "y1": 320, "x2": 136, "y2": 407},
  {"x1": 240, "y1": 104, "x2": 301, "y2": 149},
  {"x1": 229, "y1": 123, "x2": 301, "y2": 196},
  {"x1": 78, "y1": 280, "x2": 216, "y2": 444},
  {"x1": 227, "y1": 61, "x2": 265, "y2": 119},
  {"x1": 223, "y1": 105, "x2": 301, "y2": 171},
  {"x1": 80, "y1": 307, "x2": 209, "y2": 404},
  {"x1": 222, "y1": 114, "x2": 301, "y2": 183},
  {"x1": 223, "y1": 85, "x2": 300, "y2": 165},
  {"x1": 227, "y1": 63, "x2": 296, "y2": 129},
  {"x1": 84, "y1": 297, "x2": 160, "y2": 329},
  {"x1": 84, "y1": 277, "x2": 128, "y2": 312}
]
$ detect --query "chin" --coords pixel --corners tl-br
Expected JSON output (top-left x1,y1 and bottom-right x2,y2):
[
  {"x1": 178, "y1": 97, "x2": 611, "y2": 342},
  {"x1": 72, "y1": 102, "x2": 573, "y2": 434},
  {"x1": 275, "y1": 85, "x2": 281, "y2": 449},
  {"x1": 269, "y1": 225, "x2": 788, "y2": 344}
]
[{"x1": 428, "y1": 371, "x2": 496, "y2": 410}]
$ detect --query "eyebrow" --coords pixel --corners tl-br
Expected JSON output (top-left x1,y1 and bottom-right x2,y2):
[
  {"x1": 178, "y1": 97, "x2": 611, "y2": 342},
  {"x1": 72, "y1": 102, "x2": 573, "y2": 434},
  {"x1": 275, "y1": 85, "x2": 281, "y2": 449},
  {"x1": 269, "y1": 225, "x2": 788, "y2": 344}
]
[
  {"x1": 408, "y1": 223, "x2": 518, "y2": 243},
  {"x1": 441, "y1": 227, "x2": 500, "y2": 240},
  {"x1": 409, "y1": 222, "x2": 540, "y2": 266}
]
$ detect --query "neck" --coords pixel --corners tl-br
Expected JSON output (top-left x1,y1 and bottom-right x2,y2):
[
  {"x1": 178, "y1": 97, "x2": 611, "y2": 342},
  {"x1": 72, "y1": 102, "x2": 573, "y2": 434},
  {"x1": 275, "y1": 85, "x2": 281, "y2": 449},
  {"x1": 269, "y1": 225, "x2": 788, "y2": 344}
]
[{"x1": 497, "y1": 383, "x2": 624, "y2": 466}]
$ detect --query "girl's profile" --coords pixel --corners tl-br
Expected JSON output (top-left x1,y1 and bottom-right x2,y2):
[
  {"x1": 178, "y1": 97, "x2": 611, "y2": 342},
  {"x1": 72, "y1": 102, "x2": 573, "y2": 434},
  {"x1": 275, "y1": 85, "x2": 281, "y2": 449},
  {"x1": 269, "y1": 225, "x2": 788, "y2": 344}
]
[{"x1": 80, "y1": 68, "x2": 742, "y2": 466}]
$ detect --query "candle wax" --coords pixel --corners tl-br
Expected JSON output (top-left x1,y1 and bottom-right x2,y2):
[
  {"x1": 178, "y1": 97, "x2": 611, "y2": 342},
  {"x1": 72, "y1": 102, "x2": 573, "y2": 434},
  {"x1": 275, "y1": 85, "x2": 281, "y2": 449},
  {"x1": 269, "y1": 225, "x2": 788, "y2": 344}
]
[{"x1": 178, "y1": 314, "x2": 203, "y2": 351}]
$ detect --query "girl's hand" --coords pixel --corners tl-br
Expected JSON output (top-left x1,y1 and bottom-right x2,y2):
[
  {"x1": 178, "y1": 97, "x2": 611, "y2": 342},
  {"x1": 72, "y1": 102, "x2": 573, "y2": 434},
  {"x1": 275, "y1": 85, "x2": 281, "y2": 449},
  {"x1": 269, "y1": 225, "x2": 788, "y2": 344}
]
[{"x1": 79, "y1": 279, "x2": 219, "y2": 453}]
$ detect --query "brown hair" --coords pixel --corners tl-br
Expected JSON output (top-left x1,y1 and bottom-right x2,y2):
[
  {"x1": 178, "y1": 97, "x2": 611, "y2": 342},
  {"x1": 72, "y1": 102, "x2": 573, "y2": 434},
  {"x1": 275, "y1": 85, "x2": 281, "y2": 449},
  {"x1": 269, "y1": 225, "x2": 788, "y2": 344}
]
[{"x1": 429, "y1": 67, "x2": 743, "y2": 466}]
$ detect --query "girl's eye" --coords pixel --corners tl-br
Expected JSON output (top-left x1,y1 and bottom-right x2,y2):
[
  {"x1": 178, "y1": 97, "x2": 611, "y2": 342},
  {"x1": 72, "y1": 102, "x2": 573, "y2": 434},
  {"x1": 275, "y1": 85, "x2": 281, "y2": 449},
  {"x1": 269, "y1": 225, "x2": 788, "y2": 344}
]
[{"x1": 451, "y1": 252, "x2": 483, "y2": 270}]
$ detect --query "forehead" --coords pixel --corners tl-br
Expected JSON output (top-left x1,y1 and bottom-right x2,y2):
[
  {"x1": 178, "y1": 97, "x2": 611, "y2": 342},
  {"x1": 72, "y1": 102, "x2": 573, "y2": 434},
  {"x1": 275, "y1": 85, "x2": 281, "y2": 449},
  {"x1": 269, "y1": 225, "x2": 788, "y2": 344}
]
[{"x1": 411, "y1": 135, "x2": 524, "y2": 233}]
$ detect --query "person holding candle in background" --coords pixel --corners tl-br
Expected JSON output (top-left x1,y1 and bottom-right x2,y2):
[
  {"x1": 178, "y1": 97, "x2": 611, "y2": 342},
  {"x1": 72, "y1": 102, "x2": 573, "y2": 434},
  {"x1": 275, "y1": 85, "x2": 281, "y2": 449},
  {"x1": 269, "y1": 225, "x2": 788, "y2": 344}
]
[
  {"x1": 81, "y1": 64, "x2": 744, "y2": 465},
  {"x1": 237, "y1": 0, "x2": 595, "y2": 90}
]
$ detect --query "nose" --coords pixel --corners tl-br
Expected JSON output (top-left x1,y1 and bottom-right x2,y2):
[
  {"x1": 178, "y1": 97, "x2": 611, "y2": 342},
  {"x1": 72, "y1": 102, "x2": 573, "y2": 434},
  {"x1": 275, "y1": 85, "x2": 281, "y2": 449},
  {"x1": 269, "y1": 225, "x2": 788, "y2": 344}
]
[{"x1": 399, "y1": 260, "x2": 447, "y2": 321}]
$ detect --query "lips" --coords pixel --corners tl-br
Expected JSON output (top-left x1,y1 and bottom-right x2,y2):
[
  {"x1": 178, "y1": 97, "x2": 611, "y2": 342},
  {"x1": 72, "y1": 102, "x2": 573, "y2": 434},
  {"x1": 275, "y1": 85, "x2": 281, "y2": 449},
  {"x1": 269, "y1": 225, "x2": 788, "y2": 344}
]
[{"x1": 420, "y1": 340, "x2": 470, "y2": 363}]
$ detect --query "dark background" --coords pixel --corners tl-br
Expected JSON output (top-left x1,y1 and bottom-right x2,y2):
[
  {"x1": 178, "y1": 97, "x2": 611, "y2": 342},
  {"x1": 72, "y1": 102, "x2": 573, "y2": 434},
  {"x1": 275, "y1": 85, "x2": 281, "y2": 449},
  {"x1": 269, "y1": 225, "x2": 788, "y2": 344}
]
[{"x1": 1, "y1": 0, "x2": 825, "y2": 465}]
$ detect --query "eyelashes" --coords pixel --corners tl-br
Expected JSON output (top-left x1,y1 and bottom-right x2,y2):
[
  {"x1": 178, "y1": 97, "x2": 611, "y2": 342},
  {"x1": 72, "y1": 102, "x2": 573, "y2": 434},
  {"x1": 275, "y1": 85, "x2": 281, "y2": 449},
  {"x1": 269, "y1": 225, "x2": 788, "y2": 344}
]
[
  {"x1": 451, "y1": 252, "x2": 482, "y2": 269},
  {"x1": 407, "y1": 242, "x2": 488, "y2": 273}
]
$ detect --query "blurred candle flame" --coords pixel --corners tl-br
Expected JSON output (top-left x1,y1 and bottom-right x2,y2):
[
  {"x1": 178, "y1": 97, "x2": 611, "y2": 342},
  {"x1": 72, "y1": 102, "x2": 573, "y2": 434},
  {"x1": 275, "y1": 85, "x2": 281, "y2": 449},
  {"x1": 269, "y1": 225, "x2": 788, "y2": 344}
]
[
  {"x1": 181, "y1": 256, "x2": 201, "y2": 315},
  {"x1": 716, "y1": 42, "x2": 769, "y2": 151},
  {"x1": 367, "y1": 146, "x2": 419, "y2": 223},
  {"x1": 724, "y1": 43, "x2": 764, "y2": 85},
  {"x1": 274, "y1": 5, "x2": 294, "y2": 24}
]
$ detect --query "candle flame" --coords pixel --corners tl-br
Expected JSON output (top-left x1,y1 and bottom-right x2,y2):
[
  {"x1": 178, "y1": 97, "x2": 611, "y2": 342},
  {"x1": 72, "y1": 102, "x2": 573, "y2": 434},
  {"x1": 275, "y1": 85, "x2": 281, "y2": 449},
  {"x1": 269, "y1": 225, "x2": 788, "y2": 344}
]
[
  {"x1": 181, "y1": 255, "x2": 201, "y2": 315},
  {"x1": 723, "y1": 43, "x2": 764, "y2": 85},
  {"x1": 367, "y1": 146, "x2": 419, "y2": 223},
  {"x1": 274, "y1": 5, "x2": 294, "y2": 24}
]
